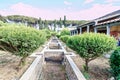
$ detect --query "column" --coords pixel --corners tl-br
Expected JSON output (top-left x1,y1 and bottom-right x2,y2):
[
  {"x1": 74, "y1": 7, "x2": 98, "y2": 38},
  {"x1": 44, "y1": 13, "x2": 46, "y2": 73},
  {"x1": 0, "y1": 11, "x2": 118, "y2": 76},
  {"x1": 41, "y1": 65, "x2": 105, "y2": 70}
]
[
  {"x1": 74, "y1": 30, "x2": 75, "y2": 35},
  {"x1": 76, "y1": 30, "x2": 78, "y2": 34},
  {"x1": 70, "y1": 31, "x2": 72, "y2": 36},
  {"x1": 71, "y1": 31, "x2": 73, "y2": 36},
  {"x1": 79, "y1": 27, "x2": 82, "y2": 34},
  {"x1": 94, "y1": 27, "x2": 97, "y2": 33},
  {"x1": 106, "y1": 25, "x2": 110, "y2": 35},
  {"x1": 87, "y1": 25, "x2": 90, "y2": 33}
]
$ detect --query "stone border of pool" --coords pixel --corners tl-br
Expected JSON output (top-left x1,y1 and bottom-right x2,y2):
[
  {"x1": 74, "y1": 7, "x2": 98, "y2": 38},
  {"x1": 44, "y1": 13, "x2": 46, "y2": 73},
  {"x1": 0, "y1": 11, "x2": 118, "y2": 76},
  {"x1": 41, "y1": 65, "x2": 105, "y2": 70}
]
[{"x1": 19, "y1": 37, "x2": 86, "y2": 80}]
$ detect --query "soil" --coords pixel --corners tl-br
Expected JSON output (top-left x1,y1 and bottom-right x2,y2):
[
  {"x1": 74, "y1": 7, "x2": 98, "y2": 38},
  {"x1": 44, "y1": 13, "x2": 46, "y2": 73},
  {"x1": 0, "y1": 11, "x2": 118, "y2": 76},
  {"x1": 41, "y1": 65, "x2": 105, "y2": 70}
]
[
  {"x1": 0, "y1": 51, "x2": 34, "y2": 80},
  {"x1": 0, "y1": 43, "x2": 45, "y2": 80},
  {"x1": 43, "y1": 38, "x2": 66, "y2": 80},
  {"x1": 43, "y1": 62, "x2": 66, "y2": 80}
]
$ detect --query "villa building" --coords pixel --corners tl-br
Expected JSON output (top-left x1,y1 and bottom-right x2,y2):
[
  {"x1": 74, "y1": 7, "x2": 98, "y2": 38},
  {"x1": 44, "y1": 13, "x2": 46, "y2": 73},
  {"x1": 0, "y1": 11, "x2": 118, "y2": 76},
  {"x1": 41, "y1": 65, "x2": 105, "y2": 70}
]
[{"x1": 71, "y1": 9, "x2": 120, "y2": 39}]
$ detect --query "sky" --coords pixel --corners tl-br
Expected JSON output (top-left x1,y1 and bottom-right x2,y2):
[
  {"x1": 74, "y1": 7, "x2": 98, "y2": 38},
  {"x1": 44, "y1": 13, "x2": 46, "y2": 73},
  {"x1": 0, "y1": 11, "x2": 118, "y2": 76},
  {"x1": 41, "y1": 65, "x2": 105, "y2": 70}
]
[{"x1": 0, "y1": 0, "x2": 120, "y2": 20}]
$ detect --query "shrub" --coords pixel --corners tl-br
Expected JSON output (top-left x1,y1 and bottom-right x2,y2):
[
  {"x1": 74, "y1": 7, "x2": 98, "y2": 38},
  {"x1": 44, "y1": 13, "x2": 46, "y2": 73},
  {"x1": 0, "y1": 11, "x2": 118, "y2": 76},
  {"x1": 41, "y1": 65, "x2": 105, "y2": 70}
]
[
  {"x1": 67, "y1": 33, "x2": 117, "y2": 72},
  {"x1": 60, "y1": 35, "x2": 70, "y2": 43},
  {"x1": 60, "y1": 28, "x2": 70, "y2": 37},
  {"x1": 110, "y1": 47, "x2": 120, "y2": 79},
  {"x1": 50, "y1": 31, "x2": 57, "y2": 36},
  {"x1": 0, "y1": 25, "x2": 46, "y2": 68},
  {"x1": 56, "y1": 33, "x2": 60, "y2": 38},
  {"x1": 41, "y1": 29, "x2": 51, "y2": 39}
]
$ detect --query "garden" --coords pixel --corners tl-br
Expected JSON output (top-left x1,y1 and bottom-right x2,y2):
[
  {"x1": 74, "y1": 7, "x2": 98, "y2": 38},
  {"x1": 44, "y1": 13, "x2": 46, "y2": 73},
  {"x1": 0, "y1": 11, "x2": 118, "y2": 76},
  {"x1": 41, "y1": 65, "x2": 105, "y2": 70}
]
[
  {"x1": 0, "y1": 22, "x2": 53, "y2": 80},
  {"x1": 59, "y1": 29, "x2": 119, "y2": 80},
  {"x1": 0, "y1": 22, "x2": 119, "y2": 80}
]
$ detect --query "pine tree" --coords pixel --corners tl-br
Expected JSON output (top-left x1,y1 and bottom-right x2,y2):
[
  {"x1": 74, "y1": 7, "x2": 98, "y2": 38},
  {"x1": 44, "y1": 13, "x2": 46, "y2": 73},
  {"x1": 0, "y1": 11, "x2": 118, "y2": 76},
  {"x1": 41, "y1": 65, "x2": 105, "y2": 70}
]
[
  {"x1": 44, "y1": 20, "x2": 48, "y2": 29},
  {"x1": 38, "y1": 18, "x2": 43, "y2": 29},
  {"x1": 59, "y1": 17, "x2": 62, "y2": 28},
  {"x1": 54, "y1": 20, "x2": 57, "y2": 31},
  {"x1": 63, "y1": 15, "x2": 66, "y2": 27}
]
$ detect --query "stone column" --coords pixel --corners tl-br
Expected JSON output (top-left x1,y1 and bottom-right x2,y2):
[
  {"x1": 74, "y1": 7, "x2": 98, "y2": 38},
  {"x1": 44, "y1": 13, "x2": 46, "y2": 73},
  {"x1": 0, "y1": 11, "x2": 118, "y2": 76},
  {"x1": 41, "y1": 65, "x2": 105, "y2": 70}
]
[
  {"x1": 79, "y1": 27, "x2": 82, "y2": 34},
  {"x1": 87, "y1": 25, "x2": 90, "y2": 33},
  {"x1": 74, "y1": 30, "x2": 75, "y2": 35},
  {"x1": 70, "y1": 31, "x2": 72, "y2": 36},
  {"x1": 76, "y1": 30, "x2": 78, "y2": 34},
  {"x1": 106, "y1": 25, "x2": 110, "y2": 35},
  {"x1": 94, "y1": 27, "x2": 97, "y2": 33},
  {"x1": 71, "y1": 31, "x2": 73, "y2": 36}
]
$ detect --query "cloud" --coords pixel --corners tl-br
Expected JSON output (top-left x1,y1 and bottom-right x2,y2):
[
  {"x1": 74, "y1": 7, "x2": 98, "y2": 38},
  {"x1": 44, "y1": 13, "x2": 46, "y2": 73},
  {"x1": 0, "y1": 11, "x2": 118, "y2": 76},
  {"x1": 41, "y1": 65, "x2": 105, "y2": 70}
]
[
  {"x1": 0, "y1": 3, "x2": 120, "y2": 20},
  {"x1": 64, "y1": 1, "x2": 72, "y2": 5},
  {"x1": 65, "y1": 4, "x2": 120, "y2": 20},
  {"x1": 0, "y1": 2, "x2": 65, "y2": 20},
  {"x1": 106, "y1": 0, "x2": 120, "y2": 3},
  {"x1": 84, "y1": 0, "x2": 94, "y2": 4}
]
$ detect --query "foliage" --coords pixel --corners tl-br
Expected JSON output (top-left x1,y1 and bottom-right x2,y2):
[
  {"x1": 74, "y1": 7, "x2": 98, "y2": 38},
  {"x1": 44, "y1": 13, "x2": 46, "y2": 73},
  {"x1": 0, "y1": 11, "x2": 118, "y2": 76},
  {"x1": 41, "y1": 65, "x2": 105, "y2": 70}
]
[
  {"x1": 60, "y1": 35, "x2": 70, "y2": 43},
  {"x1": 110, "y1": 47, "x2": 120, "y2": 79},
  {"x1": 83, "y1": 71, "x2": 90, "y2": 80},
  {"x1": 67, "y1": 33, "x2": 117, "y2": 72},
  {"x1": 7, "y1": 15, "x2": 38, "y2": 27},
  {"x1": 38, "y1": 18, "x2": 43, "y2": 29},
  {"x1": 65, "y1": 20, "x2": 89, "y2": 25},
  {"x1": 6, "y1": 15, "x2": 89, "y2": 30},
  {"x1": 60, "y1": 28, "x2": 70, "y2": 37},
  {"x1": 44, "y1": 20, "x2": 48, "y2": 29},
  {"x1": 59, "y1": 17, "x2": 63, "y2": 28},
  {"x1": 56, "y1": 33, "x2": 60, "y2": 38},
  {"x1": 0, "y1": 24, "x2": 46, "y2": 67},
  {"x1": 116, "y1": 74, "x2": 120, "y2": 80},
  {"x1": 41, "y1": 29, "x2": 51, "y2": 39},
  {"x1": 0, "y1": 15, "x2": 6, "y2": 22},
  {"x1": 50, "y1": 31, "x2": 57, "y2": 36},
  {"x1": 63, "y1": 15, "x2": 66, "y2": 27}
]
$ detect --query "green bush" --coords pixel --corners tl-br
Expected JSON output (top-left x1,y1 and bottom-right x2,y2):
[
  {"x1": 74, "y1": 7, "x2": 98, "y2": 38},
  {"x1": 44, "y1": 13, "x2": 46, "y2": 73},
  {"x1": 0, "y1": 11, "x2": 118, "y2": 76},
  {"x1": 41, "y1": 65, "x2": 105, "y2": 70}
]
[
  {"x1": 67, "y1": 33, "x2": 117, "y2": 72},
  {"x1": 60, "y1": 28, "x2": 70, "y2": 37},
  {"x1": 0, "y1": 25, "x2": 46, "y2": 67},
  {"x1": 50, "y1": 31, "x2": 57, "y2": 36},
  {"x1": 56, "y1": 33, "x2": 60, "y2": 38},
  {"x1": 60, "y1": 35, "x2": 70, "y2": 43},
  {"x1": 41, "y1": 29, "x2": 51, "y2": 39},
  {"x1": 110, "y1": 47, "x2": 120, "y2": 79}
]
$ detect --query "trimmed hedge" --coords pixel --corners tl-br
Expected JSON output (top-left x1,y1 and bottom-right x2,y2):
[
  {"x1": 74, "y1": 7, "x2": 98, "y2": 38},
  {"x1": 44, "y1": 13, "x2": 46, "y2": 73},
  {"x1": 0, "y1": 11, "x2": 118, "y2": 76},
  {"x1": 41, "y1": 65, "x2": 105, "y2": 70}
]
[
  {"x1": 41, "y1": 29, "x2": 51, "y2": 39},
  {"x1": 110, "y1": 47, "x2": 120, "y2": 80},
  {"x1": 67, "y1": 33, "x2": 117, "y2": 72},
  {"x1": 42, "y1": 29, "x2": 56, "y2": 39},
  {"x1": 60, "y1": 28, "x2": 70, "y2": 37},
  {"x1": 60, "y1": 35, "x2": 70, "y2": 43},
  {"x1": 56, "y1": 33, "x2": 60, "y2": 38},
  {"x1": 0, "y1": 25, "x2": 46, "y2": 66}
]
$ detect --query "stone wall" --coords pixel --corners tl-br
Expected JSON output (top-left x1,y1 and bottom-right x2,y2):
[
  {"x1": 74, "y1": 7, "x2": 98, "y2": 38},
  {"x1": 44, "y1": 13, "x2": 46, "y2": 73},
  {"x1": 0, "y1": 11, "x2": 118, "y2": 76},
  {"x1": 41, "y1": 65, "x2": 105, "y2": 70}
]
[
  {"x1": 19, "y1": 55, "x2": 43, "y2": 80},
  {"x1": 64, "y1": 56, "x2": 86, "y2": 80}
]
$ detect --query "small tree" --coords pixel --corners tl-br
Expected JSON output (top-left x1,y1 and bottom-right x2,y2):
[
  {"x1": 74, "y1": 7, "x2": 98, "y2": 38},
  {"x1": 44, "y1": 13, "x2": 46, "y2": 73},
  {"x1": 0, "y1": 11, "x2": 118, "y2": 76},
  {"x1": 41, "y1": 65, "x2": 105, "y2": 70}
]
[
  {"x1": 59, "y1": 17, "x2": 62, "y2": 28},
  {"x1": 0, "y1": 25, "x2": 46, "y2": 70},
  {"x1": 60, "y1": 35, "x2": 70, "y2": 43},
  {"x1": 110, "y1": 47, "x2": 120, "y2": 80},
  {"x1": 67, "y1": 33, "x2": 116, "y2": 72},
  {"x1": 63, "y1": 15, "x2": 66, "y2": 27},
  {"x1": 54, "y1": 20, "x2": 57, "y2": 31},
  {"x1": 60, "y1": 28, "x2": 70, "y2": 37},
  {"x1": 38, "y1": 17, "x2": 43, "y2": 29},
  {"x1": 44, "y1": 20, "x2": 48, "y2": 29}
]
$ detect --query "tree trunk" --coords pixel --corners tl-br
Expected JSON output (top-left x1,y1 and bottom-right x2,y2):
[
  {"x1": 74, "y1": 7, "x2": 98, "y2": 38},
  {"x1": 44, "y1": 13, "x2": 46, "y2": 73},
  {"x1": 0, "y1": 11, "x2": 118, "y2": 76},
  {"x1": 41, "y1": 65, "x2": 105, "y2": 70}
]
[
  {"x1": 85, "y1": 59, "x2": 89, "y2": 72},
  {"x1": 16, "y1": 57, "x2": 26, "y2": 71}
]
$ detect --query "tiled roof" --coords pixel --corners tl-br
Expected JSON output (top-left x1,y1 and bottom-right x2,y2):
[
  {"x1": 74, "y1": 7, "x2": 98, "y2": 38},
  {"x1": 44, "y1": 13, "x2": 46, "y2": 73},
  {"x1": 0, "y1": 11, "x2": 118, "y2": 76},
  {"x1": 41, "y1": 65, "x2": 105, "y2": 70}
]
[{"x1": 95, "y1": 9, "x2": 120, "y2": 21}]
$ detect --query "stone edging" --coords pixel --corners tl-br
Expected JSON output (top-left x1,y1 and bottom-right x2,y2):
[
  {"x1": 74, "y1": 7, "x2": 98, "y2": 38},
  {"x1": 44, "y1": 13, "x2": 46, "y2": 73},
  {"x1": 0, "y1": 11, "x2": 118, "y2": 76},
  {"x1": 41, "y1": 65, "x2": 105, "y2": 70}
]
[{"x1": 19, "y1": 37, "x2": 86, "y2": 80}]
